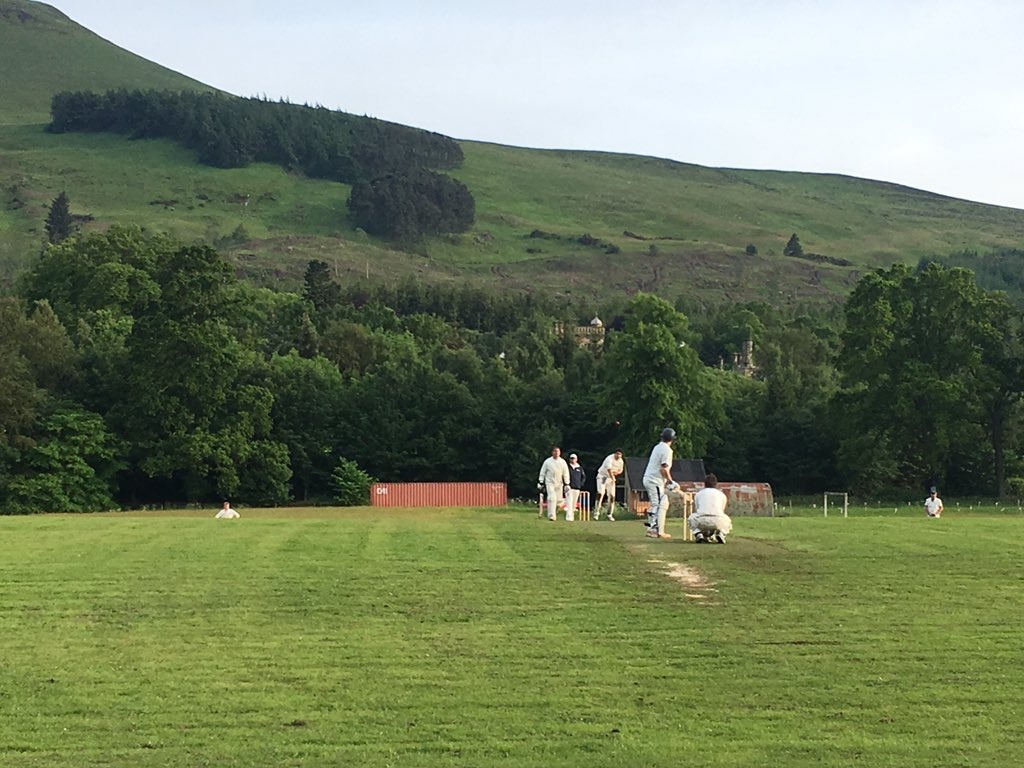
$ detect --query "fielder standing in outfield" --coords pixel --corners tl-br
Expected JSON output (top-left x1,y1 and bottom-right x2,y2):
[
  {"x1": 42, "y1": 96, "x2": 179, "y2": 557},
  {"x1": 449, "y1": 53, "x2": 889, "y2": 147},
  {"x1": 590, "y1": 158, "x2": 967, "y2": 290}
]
[
  {"x1": 537, "y1": 446, "x2": 571, "y2": 521},
  {"x1": 594, "y1": 449, "x2": 624, "y2": 521},
  {"x1": 643, "y1": 428, "x2": 678, "y2": 539},
  {"x1": 688, "y1": 473, "x2": 732, "y2": 543},
  {"x1": 924, "y1": 487, "x2": 943, "y2": 518},
  {"x1": 566, "y1": 453, "x2": 586, "y2": 522}
]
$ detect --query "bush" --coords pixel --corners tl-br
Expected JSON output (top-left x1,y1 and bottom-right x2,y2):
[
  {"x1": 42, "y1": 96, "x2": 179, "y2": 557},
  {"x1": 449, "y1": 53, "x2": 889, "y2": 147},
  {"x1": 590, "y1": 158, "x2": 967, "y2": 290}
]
[
  {"x1": 1006, "y1": 477, "x2": 1024, "y2": 499},
  {"x1": 330, "y1": 457, "x2": 376, "y2": 506},
  {"x1": 238, "y1": 441, "x2": 292, "y2": 507}
]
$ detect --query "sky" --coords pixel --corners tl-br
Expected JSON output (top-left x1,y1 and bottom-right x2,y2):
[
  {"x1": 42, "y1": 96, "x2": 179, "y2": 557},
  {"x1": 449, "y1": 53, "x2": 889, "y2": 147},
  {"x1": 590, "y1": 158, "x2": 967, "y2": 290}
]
[{"x1": 51, "y1": 0, "x2": 1024, "y2": 210}]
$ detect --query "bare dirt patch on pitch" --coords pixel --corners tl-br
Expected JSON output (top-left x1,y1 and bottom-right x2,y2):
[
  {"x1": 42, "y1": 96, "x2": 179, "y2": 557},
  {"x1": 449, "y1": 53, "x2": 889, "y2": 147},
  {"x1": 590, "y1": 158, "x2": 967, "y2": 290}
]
[
  {"x1": 657, "y1": 561, "x2": 716, "y2": 599},
  {"x1": 629, "y1": 547, "x2": 716, "y2": 600}
]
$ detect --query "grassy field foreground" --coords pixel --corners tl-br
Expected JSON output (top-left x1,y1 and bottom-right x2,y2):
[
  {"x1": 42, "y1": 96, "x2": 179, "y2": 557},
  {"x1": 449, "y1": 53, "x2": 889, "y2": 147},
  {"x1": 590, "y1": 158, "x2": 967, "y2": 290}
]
[{"x1": 1, "y1": 507, "x2": 1022, "y2": 767}]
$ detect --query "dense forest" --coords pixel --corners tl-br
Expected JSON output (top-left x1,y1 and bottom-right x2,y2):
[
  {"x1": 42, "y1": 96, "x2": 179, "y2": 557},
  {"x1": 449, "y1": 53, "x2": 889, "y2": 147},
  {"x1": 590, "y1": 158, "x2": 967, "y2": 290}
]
[
  {"x1": 3, "y1": 225, "x2": 1023, "y2": 513},
  {"x1": 930, "y1": 249, "x2": 1024, "y2": 304},
  {"x1": 48, "y1": 90, "x2": 475, "y2": 239}
]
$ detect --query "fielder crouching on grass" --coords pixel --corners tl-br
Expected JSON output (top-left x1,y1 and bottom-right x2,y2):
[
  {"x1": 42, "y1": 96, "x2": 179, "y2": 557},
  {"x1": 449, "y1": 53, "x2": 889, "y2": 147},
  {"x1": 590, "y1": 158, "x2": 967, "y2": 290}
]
[
  {"x1": 688, "y1": 473, "x2": 732, "y2": 544},
  {"x1": 215, "y1": 501, "x2": 240, "y2": 519}
]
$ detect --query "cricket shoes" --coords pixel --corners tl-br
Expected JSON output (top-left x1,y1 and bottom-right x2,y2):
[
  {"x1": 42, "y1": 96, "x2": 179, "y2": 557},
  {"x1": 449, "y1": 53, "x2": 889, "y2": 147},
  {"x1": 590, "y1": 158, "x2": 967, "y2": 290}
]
[
  {"x1": 711, "y1": 532, "x2": 726, "y2": 544},
  {"x1": 645, "y1": 530, "x2": 660, "y2": 538},
  {"x1": 658, "y1": 532, "x2": 672, "y2": 539},
  {"x1": 607, "y1": 514, "x2": 615, "y2": 522},
  {"x1": 694, "y1": 532, "x2": 707, "y2": 544}
]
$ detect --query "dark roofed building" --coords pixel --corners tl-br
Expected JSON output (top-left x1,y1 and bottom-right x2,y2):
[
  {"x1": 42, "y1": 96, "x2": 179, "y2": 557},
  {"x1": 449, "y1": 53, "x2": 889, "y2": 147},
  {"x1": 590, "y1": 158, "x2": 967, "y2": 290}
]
[{"x1": 623, "y1": 457, "x2": 706, "y2": 508}]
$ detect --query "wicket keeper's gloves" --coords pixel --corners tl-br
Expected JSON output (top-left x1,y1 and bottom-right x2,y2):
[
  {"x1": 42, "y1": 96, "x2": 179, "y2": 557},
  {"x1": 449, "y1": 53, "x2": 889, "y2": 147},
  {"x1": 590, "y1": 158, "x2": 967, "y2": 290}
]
[
  {"x1": 666, "y1": 481, "x2": 679, "y2": 491},
  {"x1": 537, "y1": 483, "x2": 543, "y2": 491}
]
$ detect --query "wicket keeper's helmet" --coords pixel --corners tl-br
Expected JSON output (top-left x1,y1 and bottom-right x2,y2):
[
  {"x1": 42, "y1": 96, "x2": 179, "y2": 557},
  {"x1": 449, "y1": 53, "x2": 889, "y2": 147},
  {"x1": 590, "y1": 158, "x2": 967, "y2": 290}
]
[{"x1": 660, "y1": 427, "x2": 676, "y2": 441}]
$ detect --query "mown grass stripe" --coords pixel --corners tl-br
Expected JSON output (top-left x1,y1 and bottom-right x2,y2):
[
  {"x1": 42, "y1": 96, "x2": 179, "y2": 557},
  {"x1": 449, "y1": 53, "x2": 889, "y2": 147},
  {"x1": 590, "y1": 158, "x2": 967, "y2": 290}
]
[{"x1": 1, "y1": 508, "x2": 1022, "y2": 766}]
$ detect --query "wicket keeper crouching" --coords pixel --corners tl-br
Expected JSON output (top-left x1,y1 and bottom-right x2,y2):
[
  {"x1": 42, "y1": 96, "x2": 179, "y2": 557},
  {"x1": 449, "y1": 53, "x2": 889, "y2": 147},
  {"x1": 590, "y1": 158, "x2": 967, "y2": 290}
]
[{"x1": 688, "y1": 473, "x2": 732, "y2": 544}]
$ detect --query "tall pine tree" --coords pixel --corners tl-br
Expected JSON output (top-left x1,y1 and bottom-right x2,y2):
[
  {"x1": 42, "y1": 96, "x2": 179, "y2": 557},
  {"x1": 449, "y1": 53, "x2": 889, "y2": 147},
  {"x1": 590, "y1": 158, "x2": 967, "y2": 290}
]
[
  {"x1": 783, "y1": 232, "x2": 803, "y2": 258},
  {"x1": 45, "y1": 191, "x2": 75, "y2": 245}
]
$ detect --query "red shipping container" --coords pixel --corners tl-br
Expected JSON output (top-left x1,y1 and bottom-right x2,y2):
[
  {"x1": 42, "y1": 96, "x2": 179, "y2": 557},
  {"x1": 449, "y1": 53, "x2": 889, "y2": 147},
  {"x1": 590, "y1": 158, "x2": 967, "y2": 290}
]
[
  {"x1": 370, "y1": 482, "x2": 508, "y2": 508},
  {"x1": 715, "y1": 482, "x2": 774, "y2": 516}
]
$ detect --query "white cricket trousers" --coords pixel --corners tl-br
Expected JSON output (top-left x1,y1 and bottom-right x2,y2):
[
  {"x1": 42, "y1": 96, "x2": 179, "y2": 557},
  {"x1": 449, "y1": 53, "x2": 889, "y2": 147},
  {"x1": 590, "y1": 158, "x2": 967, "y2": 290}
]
[
  {"x1": 545, "y1": 482, "x2": 564, "y2": 520},
  {"x1": 565, "y1": 488, "x2": 580, "y2": 522},
  {"x1": 595, "y1": 477, "x2": 615, "y2": 518},
  {"x1": 687, "y1": 513, "x2": 733, "y2": 537}
]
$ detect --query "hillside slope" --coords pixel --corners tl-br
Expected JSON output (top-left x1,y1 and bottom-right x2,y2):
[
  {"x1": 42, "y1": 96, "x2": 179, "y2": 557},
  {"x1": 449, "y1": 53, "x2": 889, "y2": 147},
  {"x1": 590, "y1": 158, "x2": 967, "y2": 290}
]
[
  {"x1": 2, "y1": 0, "x2": 1023, "y2": 307},
  {"x1": 446, "y1": 143, "x2": 1024, "y2": 304},
  {"x1": 0, "y1": 0, "x2": 213, "y2": 124}
]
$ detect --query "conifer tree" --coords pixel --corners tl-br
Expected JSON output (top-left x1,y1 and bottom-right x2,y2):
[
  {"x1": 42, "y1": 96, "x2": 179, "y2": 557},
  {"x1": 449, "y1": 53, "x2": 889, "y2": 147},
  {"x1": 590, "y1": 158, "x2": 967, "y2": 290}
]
[
  {"x1": 784, "y1": 233, "x2": 803, "y2": 258},
  {"x1": 45, "y1": 191, "x2": 75, "y2": 244}
]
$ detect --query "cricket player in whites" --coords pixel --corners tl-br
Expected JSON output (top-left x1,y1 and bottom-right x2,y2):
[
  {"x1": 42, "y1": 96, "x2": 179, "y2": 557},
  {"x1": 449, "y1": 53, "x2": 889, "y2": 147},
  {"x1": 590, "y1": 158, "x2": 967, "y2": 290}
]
[
  {"x1": 215, "y1": 501, "x2": 240, "y2": 519},
  {"x1": 537, "y1": 446, "x2": 571, "y2": 521},
  {"x1": 924, "y1": 487, "x2": 943, "y2": 517},
  {"x1": 594, "y1": 449, "x2": 624, "y2": 521},
  {"x1": 688, "y1": 473, "x2": 732, "y2": 543},
  {"x1": 644, "y1": 428, "x2": 678, "y2": 539}
]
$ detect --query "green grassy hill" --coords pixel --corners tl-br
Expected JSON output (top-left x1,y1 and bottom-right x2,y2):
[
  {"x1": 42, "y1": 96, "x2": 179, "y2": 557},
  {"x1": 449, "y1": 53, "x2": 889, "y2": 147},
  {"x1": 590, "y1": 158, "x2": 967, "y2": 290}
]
[
  {"x1": 0, "y1": 0, "x2": 213, "y2": 124},
  {"x1": 3, "y1": 0, "x2": 1024, "y2": 307}
]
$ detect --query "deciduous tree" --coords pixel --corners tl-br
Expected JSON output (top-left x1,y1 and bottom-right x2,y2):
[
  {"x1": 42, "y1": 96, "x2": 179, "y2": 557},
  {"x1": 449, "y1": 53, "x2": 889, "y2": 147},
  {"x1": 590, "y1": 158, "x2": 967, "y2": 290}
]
[
  {"x1": 598, "y1": 294, "x2": 721, "y2": 458},
  {"x1": 837, "y1": 263, "x2": 1016, "y2": 494}
]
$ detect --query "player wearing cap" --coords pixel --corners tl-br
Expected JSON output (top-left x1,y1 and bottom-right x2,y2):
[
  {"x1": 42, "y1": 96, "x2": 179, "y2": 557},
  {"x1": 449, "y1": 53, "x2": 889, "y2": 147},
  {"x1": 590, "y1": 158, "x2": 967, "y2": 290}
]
[
  {"x1": 643, "y1": 428, "x2": 677, "y2": 539},
  {"x1": 924, "y1": 487, "x2": 943, "y2": 518},
  {"x1": 566, "y1": 453, "x2": 586, "y2": 522},
  {"x1": 537, "y1": 446, "x2": 571, "y2": 521}
]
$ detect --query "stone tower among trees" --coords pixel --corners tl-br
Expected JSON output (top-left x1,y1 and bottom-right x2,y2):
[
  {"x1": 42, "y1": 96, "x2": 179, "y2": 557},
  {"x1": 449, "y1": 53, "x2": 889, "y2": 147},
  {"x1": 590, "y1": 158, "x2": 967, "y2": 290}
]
[{"x1": 733, "y1": 338, "x2": 756, "y2": 377}]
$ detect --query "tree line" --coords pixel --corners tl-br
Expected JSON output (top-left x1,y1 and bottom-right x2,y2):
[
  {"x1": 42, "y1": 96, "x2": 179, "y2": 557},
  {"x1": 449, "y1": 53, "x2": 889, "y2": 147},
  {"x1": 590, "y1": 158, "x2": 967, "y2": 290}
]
[
  {"x1": 929, "y1": 248, "x2": 1024, "y2": 305},
  {"x1": 48, "y1": 90, "x2": 474, "y2": 239},
  {"x1": 3, "y1": 227, "x2": 1023, "y2": 513}
]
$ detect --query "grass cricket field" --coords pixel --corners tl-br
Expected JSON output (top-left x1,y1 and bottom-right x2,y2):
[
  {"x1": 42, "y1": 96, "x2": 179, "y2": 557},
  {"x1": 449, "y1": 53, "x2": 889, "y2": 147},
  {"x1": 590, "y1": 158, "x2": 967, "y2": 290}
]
[{"x1": 1, "y1": 505, "x2": 1022, "y2": 767}]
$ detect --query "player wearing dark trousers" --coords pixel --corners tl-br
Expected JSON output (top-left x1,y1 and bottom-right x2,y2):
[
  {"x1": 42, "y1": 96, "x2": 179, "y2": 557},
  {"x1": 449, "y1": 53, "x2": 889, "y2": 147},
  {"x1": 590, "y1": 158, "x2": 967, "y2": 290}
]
[{"x1": 566, "y1": 454, "x2": 586, "y2": 522}]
